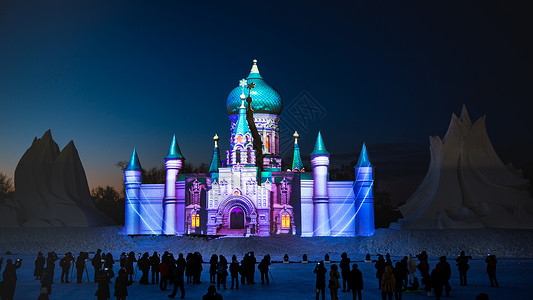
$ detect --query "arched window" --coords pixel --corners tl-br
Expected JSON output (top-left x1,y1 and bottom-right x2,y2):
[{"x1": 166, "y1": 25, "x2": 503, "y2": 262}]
[
  {"x1": 237, "y1": 135, "x2": 243, "y2": 143},
  {"x1": 247, "y1": 148, "x2": 252, "y2": 163},
  {"x1": 191, "y1": 213, "x2": 200, "y2": 228},
  {"x1": 235, "y1": 149, "x2": 241, "y2": 163},
  {"x1": 282, "y1": 214, "x2": 290, "y2": 228},
  {"x1": 265, "y1": 136, "x2": 269, "y2": 153}
]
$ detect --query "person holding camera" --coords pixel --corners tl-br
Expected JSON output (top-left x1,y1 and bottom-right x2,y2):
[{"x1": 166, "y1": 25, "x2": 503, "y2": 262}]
[
  {"x1": 2, "y1": 258, "x2": 22, "y2": 300},
  {"x1": 104, "y1": 253, "x2": 114, "y2": 279},
  {"x1": 60, "y1": 252, "x2": 74, "y2": 283},
  {"x1": 456, "y1": 251, "x2": 471, "y2": 286},
  {"x1": 314, "y1": 261, "x2": 327, "y2": 300},
  {"x1": 138, "y1": 252, "x2": 150, "y2": 285},
  {"x1": 485, "y1": 255, "x2": 498, "y2": 287}
]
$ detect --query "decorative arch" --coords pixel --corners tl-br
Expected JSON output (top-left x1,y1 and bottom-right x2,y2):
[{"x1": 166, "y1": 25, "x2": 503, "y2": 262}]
[{"x1": 217, "y1": 195, "x2": 256, "y2": 217}]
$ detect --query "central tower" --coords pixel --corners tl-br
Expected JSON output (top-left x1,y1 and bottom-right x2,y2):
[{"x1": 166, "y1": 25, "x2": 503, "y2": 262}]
[{"x1": 226, "y1": 59, "x2": 283, "y2": 168}]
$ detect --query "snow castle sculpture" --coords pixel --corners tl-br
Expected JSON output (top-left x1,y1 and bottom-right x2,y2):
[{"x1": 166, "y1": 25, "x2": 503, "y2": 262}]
[
  {"x1": 394, "y1": 106, "x2": 533, "y2": 229},
  {"x1": 124, "y1": 60, "x2": 376, "y2": 236}
]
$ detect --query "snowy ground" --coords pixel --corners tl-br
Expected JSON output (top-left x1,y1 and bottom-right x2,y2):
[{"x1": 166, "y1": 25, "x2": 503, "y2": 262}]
[
  {"x1": 1, "y1": 226, "x2": 532, "y2": 299},
  {"x1": 1, "y1": 227, "x2": 533, "y2": 259}
]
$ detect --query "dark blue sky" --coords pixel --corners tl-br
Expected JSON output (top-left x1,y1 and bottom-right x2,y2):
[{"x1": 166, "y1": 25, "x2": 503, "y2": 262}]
[{"x1": 1, "y1": 1, "x2": 532, "y2": 202}]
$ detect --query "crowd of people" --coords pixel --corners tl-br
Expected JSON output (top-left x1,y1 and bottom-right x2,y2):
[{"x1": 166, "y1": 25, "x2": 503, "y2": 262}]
[
  {"x1": 311, "y1": 251, "x2": 495, "y2": 300},
  {"x1": 0, "y1": 249, "x2": 500, "y2": 299}
]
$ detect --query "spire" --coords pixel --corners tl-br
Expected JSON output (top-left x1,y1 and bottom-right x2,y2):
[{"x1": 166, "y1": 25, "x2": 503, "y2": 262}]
[
  {"x1": 292, "y1": 131, "x2": 304, "y2": 171},
  {"x1": 165, "y1": 134, "x2": 184, "y2": 160},
  {"x1": 209, "y1": 134, "x2": 221, "y2": 173},
  {"x1": 355, "y1": 143, "x2": 372, "y2": 167},
  {"x1": 234, "y1": 95, "x2": 251, "y2": 137},
  {"x1": 310, "y1": 131, "x2": 329, "y2": 156},
  {"x1": 460, "y1": 104, "x2": 472, "y2": 128},
  {"x1": 126, "y1": 148, "x2": 142, "y2": 171},
  {"x1": 247, "y1": 59, "x2": 262, "y2": 79}
]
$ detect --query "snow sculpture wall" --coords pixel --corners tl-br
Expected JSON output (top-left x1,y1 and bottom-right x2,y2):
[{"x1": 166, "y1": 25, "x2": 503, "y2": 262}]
[{"x1": 395, "y1": 106, "x2": 533, "y2": 229}]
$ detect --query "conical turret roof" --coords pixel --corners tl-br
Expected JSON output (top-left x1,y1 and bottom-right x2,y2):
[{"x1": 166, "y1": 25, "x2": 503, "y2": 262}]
[
  {"x1": 209, "y1": 135, "x2": 221, "y2": 173},
  {"x1": 291, "y1": 131, "x2": 304, "y2": 171},
  {"x1": 234, "y1": 100, "x2": 251, "y2": 137},
  {"x1": 355, "y1": 143, "x2": 372, "y2": 167},
  {"x1": 165, "y1": 134, "x2": 184, "y2": 160},
  {"x1": 310, "y1": 131, "x2": 329, "y2": 156},
  {"x1": 126, "y1": 148, "x2": 142, "y2": 171}
]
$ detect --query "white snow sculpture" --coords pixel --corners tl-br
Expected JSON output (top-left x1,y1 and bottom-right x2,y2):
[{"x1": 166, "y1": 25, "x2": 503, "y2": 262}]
[
  {"x1": 395, "y1": 106, "x2": 533, "y2": 229},
  {"x1": 10, "y1": 130, "x2": 112, "y2": 227}
]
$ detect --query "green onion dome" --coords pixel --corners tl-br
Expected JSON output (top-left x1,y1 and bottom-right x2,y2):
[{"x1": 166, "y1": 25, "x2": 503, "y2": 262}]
[{"x1": 226, "y1": 59, "x2": 283, "y2": 116}]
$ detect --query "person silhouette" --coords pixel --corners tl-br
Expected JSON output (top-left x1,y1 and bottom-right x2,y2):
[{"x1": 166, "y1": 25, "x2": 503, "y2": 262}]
[
  {"x1": 202, "y1": 285, "x2": 223, "y2": 300},
  {"x1": 349, "y1": 264, "x2": 363, "y2": 300},
  {"x1": 314, "y1": 261, "x2": 327, "y2": 300}
]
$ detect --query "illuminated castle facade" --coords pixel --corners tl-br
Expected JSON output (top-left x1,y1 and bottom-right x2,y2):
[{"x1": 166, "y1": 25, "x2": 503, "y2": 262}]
[{"x1": 123, "y1": 60, "x2": 375, "y2": 237}]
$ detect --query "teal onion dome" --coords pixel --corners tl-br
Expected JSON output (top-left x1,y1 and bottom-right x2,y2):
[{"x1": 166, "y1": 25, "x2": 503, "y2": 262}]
[{"x1": 226, "y1": 60, "x2": 283, "y2": 116}]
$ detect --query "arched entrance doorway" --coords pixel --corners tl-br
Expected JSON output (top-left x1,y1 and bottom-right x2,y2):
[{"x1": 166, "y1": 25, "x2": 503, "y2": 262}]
[
  {"x1": 230, "y1": 207, "x2": 244, "y2": 229},
  {"x1": 213, "y1": 195, "x2": 256, "y2": 236}
]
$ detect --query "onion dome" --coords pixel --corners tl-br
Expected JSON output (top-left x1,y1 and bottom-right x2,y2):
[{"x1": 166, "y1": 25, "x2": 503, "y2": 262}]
[{"x1": 226, "y1": 59, "x2": 283, "y2": 115}]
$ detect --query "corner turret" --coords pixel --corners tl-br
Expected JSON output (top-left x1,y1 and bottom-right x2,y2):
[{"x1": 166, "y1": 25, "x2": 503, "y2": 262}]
[
  {"x1": 124, "y1": 148, "x2": 142, "y2": 234},
  {"x1": 310, "y1": 131, "x2": 331, "y2": 236},
  {"x1": 163, "y1": 134, "x2": 184, "y2": 235},
  {"x1": 354, "y1": 143, "x2": 375, "y2": 236}
]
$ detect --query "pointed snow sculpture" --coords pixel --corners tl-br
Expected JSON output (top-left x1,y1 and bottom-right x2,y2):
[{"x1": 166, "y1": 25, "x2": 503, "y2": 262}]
[
  {"x1": 395, "y1": 106, "x2": 533, "y2": 229},
  {"x1": 291, "y1": 131, "x2": 304, "y2": 171},
  {"x1": 209, "y1": 134, "x2": 222, "y2": 174},
  {"x1": 12, "y1": 130, "x2": 112, "y2": 227},
  {"x1": 354, "y1": 143, "x2": 375, "y2": 236},
  {"x1": 164, "y1": 134, "x2": 184, "y2": 235},
  {"x1": 310, "y1": 131, "x2": 331, "y2": 236},
  {"x1": 124, "y1": 148, "x2": 142, "y2": 234}
]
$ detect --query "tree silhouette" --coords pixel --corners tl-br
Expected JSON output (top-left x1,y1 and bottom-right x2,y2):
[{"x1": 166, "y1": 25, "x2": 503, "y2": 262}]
[{"x1": 0, "y1": 172, "x2": 14, "y2": 199}]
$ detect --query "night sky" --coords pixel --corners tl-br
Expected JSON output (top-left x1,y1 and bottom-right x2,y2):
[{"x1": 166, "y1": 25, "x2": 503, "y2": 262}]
[{"x1": 1, "y1": 1, "x2": 532, "y2": 204}]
